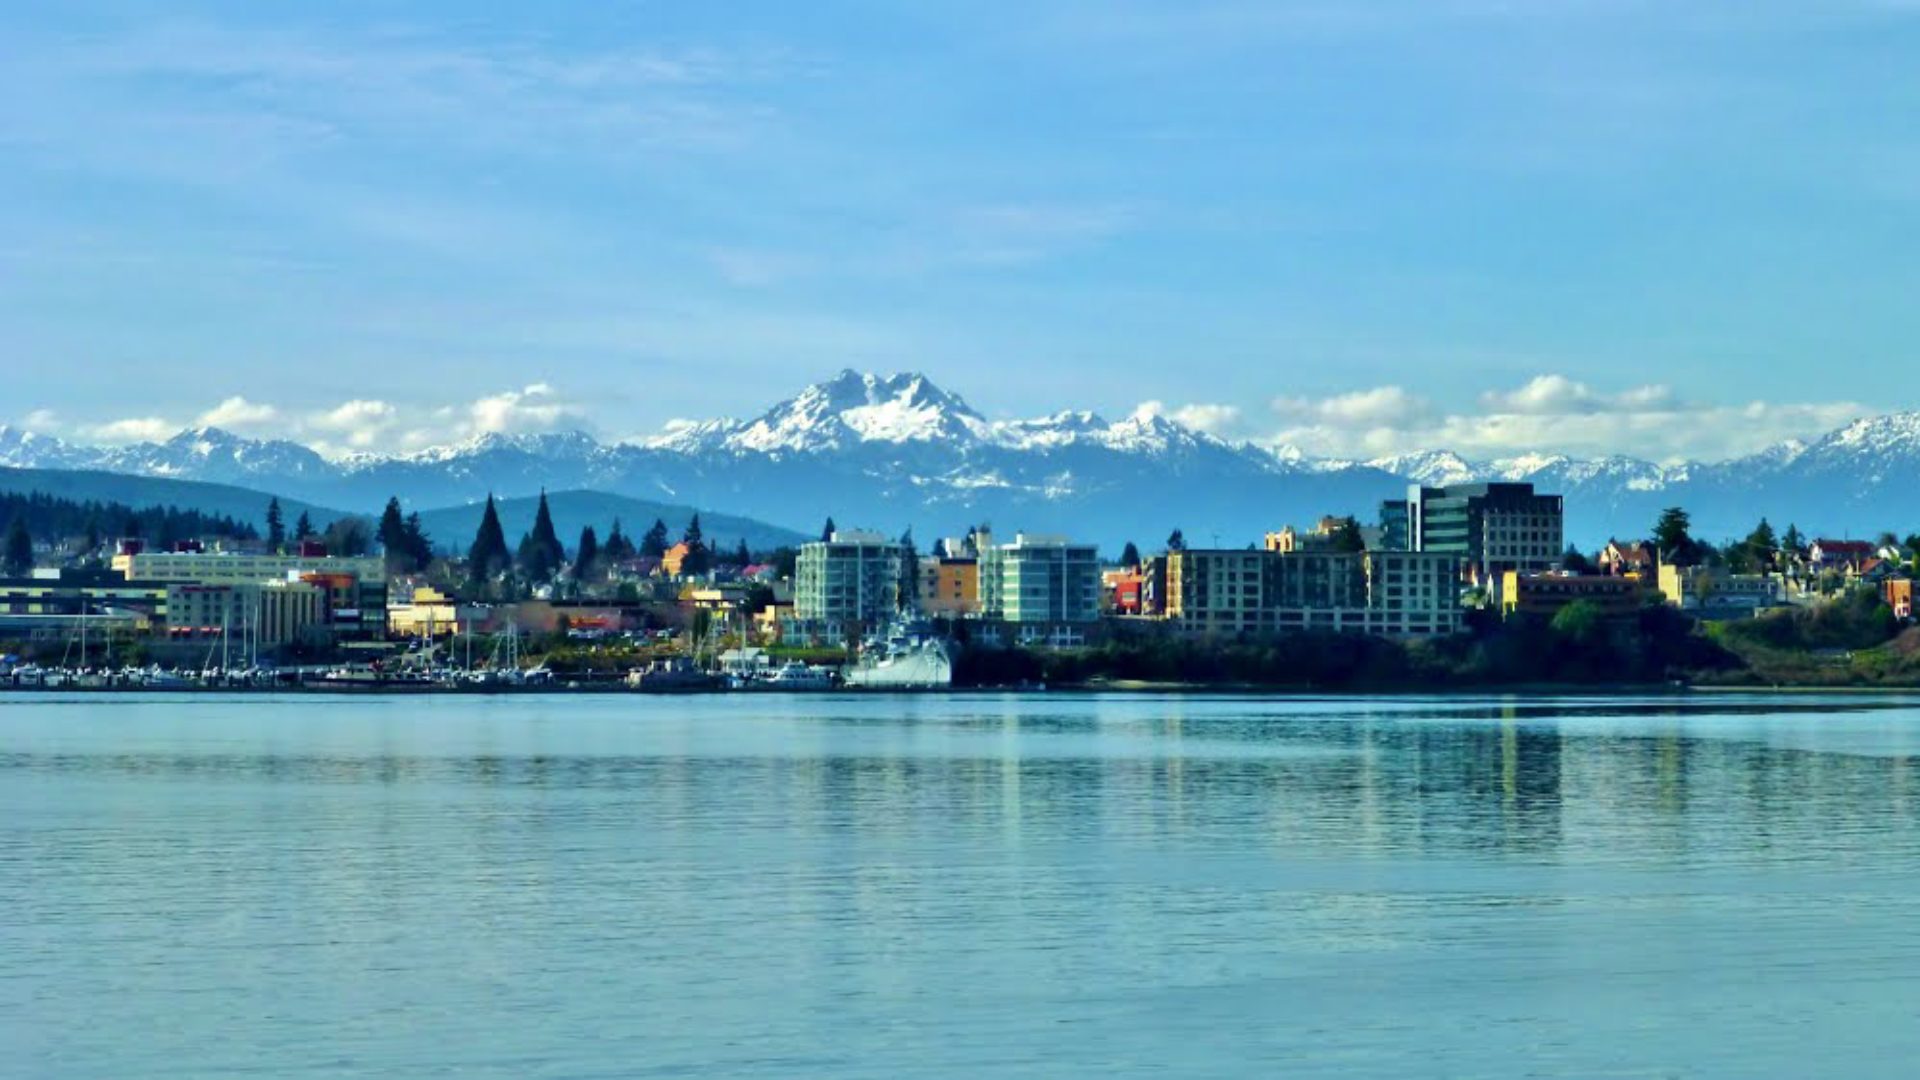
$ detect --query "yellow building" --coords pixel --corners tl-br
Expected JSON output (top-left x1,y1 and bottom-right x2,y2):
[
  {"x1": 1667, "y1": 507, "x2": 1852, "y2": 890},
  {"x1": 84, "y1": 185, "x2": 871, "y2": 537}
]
[
  {"x1": 1499, "y1": 571, "x2": 1644, "y2": 620},
  {"x1": 918, "y1": 556, "x2": 980, "y2": 616},
  {"x1": 387, "y1": 586, "x2": 470, "y2": 638}
]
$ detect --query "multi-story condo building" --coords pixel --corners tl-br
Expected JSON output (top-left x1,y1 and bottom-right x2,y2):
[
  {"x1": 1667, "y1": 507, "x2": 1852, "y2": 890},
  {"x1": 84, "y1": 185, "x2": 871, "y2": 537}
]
[
  {"x1": 794, "y1": 531, "x2": 905, "y2": 624},
  {"x1": 1380, "y1": 482, "x2": 1563, "y2": 592},
  {"x1": 977, "y1": 532, "x2": 1101, "y2": 624},
  {"x1": 1165, "y1": 548, "x2": 1461, "y2": 637}
]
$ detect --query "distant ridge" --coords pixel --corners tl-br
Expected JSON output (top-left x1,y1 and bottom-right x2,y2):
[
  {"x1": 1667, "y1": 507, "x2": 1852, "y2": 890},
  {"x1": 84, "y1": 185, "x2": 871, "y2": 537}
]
[{"x1": 4, "y1": 372, "x2": 1913, "y2": 545}]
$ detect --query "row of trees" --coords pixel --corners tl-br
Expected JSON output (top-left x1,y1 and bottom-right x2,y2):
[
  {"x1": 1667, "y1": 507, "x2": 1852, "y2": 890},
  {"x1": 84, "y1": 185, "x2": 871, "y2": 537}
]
[{"x1": 465, "y1": 492, "x2": 756, "y2": 588}]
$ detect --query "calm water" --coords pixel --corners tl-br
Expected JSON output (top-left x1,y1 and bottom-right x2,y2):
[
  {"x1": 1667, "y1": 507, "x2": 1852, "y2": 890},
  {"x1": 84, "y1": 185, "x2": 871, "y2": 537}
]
[{"x1": 6, "y1": 692, "x2": 1920, "y2": 1078}]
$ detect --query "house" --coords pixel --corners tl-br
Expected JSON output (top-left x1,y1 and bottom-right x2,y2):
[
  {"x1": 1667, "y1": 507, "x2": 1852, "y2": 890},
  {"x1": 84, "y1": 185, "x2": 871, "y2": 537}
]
[
  {"x1": 1809, "y1": 539, "x2": 1875, "y2": 572},
  {"x1": 1858, "y1": 558, "x2": 1901, "y2": 586},
  {"x1": 1598, "y1": 540, "x2": 1657, "y2": 578}
]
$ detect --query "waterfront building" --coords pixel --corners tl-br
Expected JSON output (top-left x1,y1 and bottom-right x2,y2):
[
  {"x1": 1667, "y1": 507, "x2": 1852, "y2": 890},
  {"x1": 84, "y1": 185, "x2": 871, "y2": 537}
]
[
  {"x1": 794, "y1": 530, "x2": 905, "y2": 624},
  {"x1": 917, "y1": 555, "x2": 980, "y2": 617},
  {"x1": 1164, "y1": 548, "x2": 1461, "y2": 637},
  {"x1": 163, "y1": 581, "x2": 327, "y2": 648},
  {"x1": 1499, "y1": 572, "x2": 1646, "y2": 620},
  {"x1": 977, "y1": 532, "x2": 1101, "y2": 624},
  {"x1": 0, "y1": 568, "x2": 170, "y2": 642},
  {"x1": 1380, "y1": 482, "x2": 1564, "y2": 593},
  {"x1": 387, "y1": 585, "x2": 486, "y2": 638},
  {"x1": 114, "y1": 550, "x2": 387, "y2": 636}
]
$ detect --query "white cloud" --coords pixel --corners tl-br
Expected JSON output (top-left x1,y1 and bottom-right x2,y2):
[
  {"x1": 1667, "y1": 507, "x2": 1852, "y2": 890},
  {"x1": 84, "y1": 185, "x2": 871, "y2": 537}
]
[
  {"x1": 196, "y1": 395, "x2": 279, "y2": 430},
  {"x1": 20, "y1": 408, "x2": 59, "y2": 431},
  {"x1": 466, "y1": 383, "x2": 580, "y2": 437},
  {"x1": 1167, "y1": 402, "x2": 1243, "y2": 434},
  {"x1": 308, "y1": 399, "x2": 399, "y2": 449},
  {"x1": 1263, "y1": 373, "x2": 1865, "y2": 463},
  {"x1": 84, "y1": 417, "x2": 176, "y2": 443},
  {"x1": 1276, "y1": 385, "x2": 1431, "y2": 427},
  {"x1": 1478, "y1": 374, "x2": 1673, "y2": 415}
]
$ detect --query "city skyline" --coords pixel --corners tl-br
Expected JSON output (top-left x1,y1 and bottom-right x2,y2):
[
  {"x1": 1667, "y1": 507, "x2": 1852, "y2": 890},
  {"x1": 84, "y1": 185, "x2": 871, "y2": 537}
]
[{"x1": 6, "y1": 2, "x2": 1917, "y2": 461}]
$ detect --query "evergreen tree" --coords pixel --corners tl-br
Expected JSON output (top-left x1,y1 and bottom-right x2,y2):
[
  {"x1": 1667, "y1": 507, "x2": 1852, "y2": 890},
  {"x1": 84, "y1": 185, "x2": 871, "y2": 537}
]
[
  {"x1": 378, "y1": 497, "x2": 411, "y2": 570},
  {"x1": 1167, "y1": 528, "x2": 1186, "y2": 552},
  {"x1": 402, "y1": 512, "x2": 433, "y2": 568},
  {"x1": 1329, "y1": 516, "x2": 1367, "y2": 554},
  {"x1": 266, "y1": 497, "x2": 286, "y2": 549},
  {"x1": 1120, "y1": 541, "x2": 1142, "y2": 568},
  {"x1": 467, "y1": 495, "x2": 511, "y2": 585},
  {"x1": 821, "y1": 516, "x2": 837, "y2": 543},
  {"x1": 1782, "y1": 523, "x2": 1806, "y2": 555},
  {"x1": 1562, "y1": 545, "x2": 1594, "y2": 575},
  {"x1": 681, "y1": 514, "x2": 711, "y2": 576},
  {"x1": 3, "y1": 516, "x2": 32, "y2": 576},
  {"x1": 1653, "y1": 507, "x2": 1697, "y2": 566},
  {"x1": 519, "y1": 490, "x2": 565, "y2": 582},
  {"x1": 295, "y1": 511, "x2": 314, "y2": 542},
  {"x1": 1743, "y1": 518, "x2": 1779, "y2": 571},
  {"x1": 734, "y1": 538, "x2": 751, "y2": 567},
  {"x1": 83, "y1": 513, "x2": 103, "y2": 554},
  {"x1": 122, "y1": 513, "x2": 143, "y2": 540},
  {"x1": 576, "y1": 525, "x2": 601, "y2": 580},
  {"x1": 323, "y1": 517, "x2": 371, "y2": 557},
  {"x1": 640, "y1": 518, "x2": 671, "y2": 558},
  {"x1": 603, "y1": 518, "x2": 636, "y2": 562}
]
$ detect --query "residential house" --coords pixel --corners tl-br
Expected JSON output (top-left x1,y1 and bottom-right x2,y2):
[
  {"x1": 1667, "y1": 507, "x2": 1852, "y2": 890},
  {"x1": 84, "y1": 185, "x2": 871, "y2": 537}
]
[
  {"x1": 1809, "y1": 539, "x2": 1875, "y2": 573},
  {"x1": 1598, "y1": 540, "x2": 1657, "y2": 578}
]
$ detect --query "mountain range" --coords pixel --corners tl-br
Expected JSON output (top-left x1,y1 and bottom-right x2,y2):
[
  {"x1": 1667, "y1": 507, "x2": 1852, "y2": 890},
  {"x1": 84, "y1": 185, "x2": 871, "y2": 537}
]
[{"x1": 4, "y1": 370, "x2": 1917, "y2": 550}]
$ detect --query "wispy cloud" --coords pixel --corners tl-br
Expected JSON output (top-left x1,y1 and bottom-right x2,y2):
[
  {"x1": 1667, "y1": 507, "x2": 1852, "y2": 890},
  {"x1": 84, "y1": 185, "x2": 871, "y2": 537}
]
[
  {"x1": 29, "y1": 383, "x2": 592, "y2": 457},
  {"x1": 1265, "y1": 375, "x2": 1866, "y2": 463}
]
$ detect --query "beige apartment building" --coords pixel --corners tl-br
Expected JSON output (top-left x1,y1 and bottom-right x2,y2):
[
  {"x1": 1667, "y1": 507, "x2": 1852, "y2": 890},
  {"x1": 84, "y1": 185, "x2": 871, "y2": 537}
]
[{"x1": 1165, "y1": 548, "x2": 1461, "y2": 637}]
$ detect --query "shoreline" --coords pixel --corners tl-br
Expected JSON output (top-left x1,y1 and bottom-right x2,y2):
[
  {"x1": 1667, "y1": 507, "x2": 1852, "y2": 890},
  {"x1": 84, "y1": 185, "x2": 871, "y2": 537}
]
[{"x1": 11, "y1": 679, "x2": 1920, "y2": 698}]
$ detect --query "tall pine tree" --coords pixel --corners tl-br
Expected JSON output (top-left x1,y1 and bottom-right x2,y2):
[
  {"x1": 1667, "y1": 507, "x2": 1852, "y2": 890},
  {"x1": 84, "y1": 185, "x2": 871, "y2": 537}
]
[
  {"x1": 402, "y1": 512, "x2": 433, "y2": 569},
  {"x1": 294, "y1": 511, "x2": 314, "y2": 542},
  {"x1": 467, "y1": 494, "x2": 511, "y2": 585},
  {"x1": 3, "y1": 516, "x2": 32, "y2": 576},
  {"x1": 603, "y1": 518, "x2": 635, "y2": 561},
  {"x1": 378, "y1": 497, "x2": 411, "y2": 571},
  {"x1": 821, "y1": 516, "x2": 837, "y2": 542},
  {"x1": 265, "y1": 498, "x2": 285, "y2": 550},
  {"x1": 681, "y1": 514, "x2": 711, "y2": 576},
  {"x1": 641, "y1": 518, "x2": 670, "y2": 558},
  {"x1": 517, "y1": 490, "x2": 565, "y2": 582},
  {"x1": 575, "y1": 525, "x2": 601, "y2": 581}
]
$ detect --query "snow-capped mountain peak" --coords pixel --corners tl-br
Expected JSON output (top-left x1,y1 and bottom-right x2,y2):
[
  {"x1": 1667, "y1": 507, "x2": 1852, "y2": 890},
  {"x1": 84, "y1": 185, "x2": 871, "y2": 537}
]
[
  {"x1": 724, "y1": 370, "x2": 993, "y2": 452},
  {"x1": 8, "y1": 374, "x2": 1920, "y2": 545}
]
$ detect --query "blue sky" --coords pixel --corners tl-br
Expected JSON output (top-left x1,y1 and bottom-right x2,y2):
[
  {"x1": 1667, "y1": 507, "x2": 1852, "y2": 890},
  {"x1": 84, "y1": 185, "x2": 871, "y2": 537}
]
[{"x1": 3, "y1": 1, "x2": 1916, "y2": 462}]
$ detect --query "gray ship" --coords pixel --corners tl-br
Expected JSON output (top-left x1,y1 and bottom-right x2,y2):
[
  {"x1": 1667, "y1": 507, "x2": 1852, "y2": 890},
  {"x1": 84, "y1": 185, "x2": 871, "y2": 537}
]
[{"x1": 843, "y1": 619, "x2": 954, "y2": 689}]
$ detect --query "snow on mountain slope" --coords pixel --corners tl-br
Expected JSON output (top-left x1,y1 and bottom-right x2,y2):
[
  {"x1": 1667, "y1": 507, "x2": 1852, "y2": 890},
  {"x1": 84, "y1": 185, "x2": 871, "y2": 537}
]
[{"x1": 2, "y1": 376, "x2": 1908, "y2": 543}]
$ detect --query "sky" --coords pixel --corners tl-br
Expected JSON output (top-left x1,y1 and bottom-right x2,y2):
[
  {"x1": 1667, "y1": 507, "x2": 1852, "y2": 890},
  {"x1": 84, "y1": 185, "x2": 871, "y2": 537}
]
[{"x1": 3, "y1": 0, "x2": 1917, "y2": 463}]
